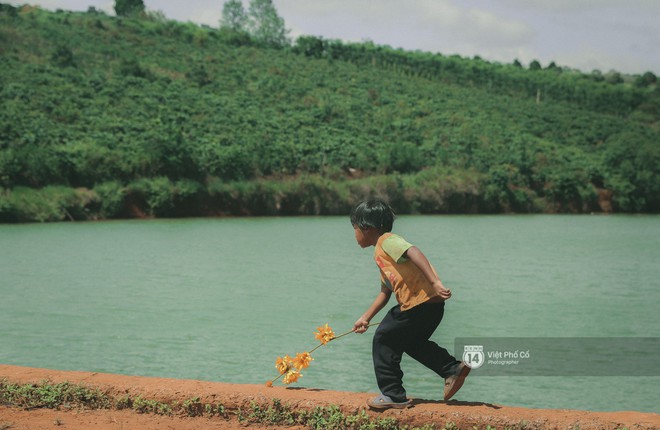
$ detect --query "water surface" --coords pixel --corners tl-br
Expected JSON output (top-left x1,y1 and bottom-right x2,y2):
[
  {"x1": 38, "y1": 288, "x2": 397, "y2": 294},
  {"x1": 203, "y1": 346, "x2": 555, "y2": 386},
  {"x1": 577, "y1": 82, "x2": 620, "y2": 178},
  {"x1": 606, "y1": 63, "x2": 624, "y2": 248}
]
[{"x1": 1, "y1": 215, "x2": 658, "y2": 412}]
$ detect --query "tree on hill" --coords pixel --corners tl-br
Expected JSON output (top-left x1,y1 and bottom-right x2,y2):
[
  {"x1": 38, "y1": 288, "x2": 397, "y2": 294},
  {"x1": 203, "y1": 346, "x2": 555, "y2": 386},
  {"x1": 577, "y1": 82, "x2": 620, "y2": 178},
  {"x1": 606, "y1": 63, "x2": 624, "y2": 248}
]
[
  {"x1": 220, "y1": 0, "x2": 247, "y2": 31},
  {"x1": 529, "y1": 60, "x2": 542, "y2": 71},
  {"x1": 546, "y1": 61, "x2": 561, "y2": 72},
  {"x1": 635, "y1": 71, "x2": 657, "y2": 88},
  {"x1": 605, "y1": 71, "x2": 623, "y2": 85},
  {"x1": 247, "y1": 0, "x2": 290, "y2": 47},
  {"x1": 114, "y1": 0, "x2": 145, "y2": 17}
]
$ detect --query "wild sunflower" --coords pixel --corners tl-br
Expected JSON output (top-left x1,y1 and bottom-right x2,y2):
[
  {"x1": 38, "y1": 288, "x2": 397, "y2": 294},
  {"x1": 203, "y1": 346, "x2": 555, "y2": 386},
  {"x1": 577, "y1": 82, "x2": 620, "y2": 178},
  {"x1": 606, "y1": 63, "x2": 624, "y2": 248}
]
[
  {"x1": 275, "y1": 355, "x2": 292, "y2": 374},
  {"x1": 293, "y1": 352, "x2": 313, "y2": 369},
  {"x1": 283, "y1": 369, "x2": 301, "y2": 384},
  {"x1": 313, "y1": 323, "x2": 335, "y2": 345}
]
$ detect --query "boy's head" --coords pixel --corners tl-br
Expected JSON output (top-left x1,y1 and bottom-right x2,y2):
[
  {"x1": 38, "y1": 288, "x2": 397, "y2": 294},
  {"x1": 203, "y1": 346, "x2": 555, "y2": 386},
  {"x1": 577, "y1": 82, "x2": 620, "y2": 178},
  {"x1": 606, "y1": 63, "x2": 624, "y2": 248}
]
[{"x1": 350, "y1": 199, "x2": 395, "y2": 233}]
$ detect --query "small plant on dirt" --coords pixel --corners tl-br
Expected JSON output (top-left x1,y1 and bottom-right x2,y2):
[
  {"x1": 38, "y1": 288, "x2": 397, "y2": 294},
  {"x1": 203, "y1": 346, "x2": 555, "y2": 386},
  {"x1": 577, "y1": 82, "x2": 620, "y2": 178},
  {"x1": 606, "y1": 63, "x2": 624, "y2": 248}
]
[
  {"x1": 344, "y1": 409, "x2": 399, "y2": 430},
  {"x1": 516, "y1": 420, "x2": 530, "y2": 429},
  {"x1": 179, "y1": 397, "x2": 228, "y2": 418},
  {"x1": 129, "y1": 396, "x2": 172, "y2": 415},
  {"x1": 306, "y1": 405, "x2": 345, "y2": 429},
  {"x1": 204, "y1": 402, "x2": 227, "y2": 418},
  {"x1": 246, "y1": 399, "x2": 296, "y2": 426},
  {"x1": 181, "y1": 397, "x2": 203, "y2": 417}
]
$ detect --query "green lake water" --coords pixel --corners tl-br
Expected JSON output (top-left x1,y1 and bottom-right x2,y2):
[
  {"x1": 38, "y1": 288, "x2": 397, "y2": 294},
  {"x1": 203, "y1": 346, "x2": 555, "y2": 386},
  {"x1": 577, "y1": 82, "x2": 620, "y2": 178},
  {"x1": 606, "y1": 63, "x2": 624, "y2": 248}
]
[{"x1": 1, "y1": 215, "x2": 658, "y2": 413}]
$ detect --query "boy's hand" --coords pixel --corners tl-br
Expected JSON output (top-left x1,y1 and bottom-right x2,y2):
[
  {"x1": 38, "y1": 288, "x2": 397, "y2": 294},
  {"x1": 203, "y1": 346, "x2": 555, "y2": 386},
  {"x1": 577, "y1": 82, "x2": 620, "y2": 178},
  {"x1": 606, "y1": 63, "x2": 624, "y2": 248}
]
[
  {"x1": 353, "y1": 318, "x2": 370, "y2": 334},
  {"x1": 433, "y1": 280, "x2": 452, "y2": 300}
]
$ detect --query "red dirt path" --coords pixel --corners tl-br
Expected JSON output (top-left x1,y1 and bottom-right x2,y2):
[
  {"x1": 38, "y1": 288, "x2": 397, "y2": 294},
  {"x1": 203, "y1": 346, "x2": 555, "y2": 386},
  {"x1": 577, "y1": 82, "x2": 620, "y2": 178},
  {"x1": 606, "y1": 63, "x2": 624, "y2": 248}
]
[{"x1": 1, "y1": 364, "x2": 658, "y2": 430}]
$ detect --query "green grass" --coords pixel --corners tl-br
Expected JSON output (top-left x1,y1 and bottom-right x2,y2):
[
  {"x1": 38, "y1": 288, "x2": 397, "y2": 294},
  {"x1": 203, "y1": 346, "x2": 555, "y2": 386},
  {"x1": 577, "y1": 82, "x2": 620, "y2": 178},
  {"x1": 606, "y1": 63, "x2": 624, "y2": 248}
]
[
  {"x1": 0, "y1": 379, "x2": 435, "y2": 429},
  {"x1": 0, "y1": 379, "x2": 634, "y2": 430},
  {"x1": 0, "y1": 380, "x2": 110, "y2": 410}
]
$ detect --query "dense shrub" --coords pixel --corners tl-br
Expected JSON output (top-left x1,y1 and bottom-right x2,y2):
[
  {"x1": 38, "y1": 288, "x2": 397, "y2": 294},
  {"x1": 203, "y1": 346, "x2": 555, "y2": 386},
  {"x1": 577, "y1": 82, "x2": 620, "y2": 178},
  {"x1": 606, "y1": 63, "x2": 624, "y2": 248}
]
[{"x1": 0, "y1": 6, "x2": 658, "y2": 221}]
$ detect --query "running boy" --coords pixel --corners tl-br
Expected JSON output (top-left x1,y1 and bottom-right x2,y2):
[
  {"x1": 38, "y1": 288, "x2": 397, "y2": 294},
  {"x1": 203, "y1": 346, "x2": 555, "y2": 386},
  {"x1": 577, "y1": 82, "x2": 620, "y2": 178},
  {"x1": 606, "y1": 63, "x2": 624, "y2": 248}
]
[{"x1": 350, "y1": 199, "x2": 470, "y2": 409}]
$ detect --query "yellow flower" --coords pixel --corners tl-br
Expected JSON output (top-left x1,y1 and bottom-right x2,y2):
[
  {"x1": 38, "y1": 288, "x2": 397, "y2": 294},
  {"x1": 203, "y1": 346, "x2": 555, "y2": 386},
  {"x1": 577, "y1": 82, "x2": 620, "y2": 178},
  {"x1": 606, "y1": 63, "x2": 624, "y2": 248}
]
[
  {"x1": 270, "y1": 322, "x2": 370, "y2": 386},
  {"x1": 314, "y1": 323, "x2": 335, "y2": 345},
  {"x1": 293, "y1": 352, "x2": 313, "y2": 370},
  {"x1": 275, "y1": 355, "x2": 292, "y2": 375},
  {"x1": 283, "y1": 369, "x2": 301, "y2": 384}
]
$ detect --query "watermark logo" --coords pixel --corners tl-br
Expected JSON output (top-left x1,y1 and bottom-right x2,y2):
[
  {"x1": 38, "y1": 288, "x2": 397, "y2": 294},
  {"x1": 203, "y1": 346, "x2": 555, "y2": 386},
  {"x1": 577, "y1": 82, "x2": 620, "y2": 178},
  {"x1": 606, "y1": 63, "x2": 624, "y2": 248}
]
[
  {"x1": 455, "y1": 337, "x2": 660, "y2": 376},
  {"x1": 463, "y1": 345, "x2": 484, "y2": 369}
]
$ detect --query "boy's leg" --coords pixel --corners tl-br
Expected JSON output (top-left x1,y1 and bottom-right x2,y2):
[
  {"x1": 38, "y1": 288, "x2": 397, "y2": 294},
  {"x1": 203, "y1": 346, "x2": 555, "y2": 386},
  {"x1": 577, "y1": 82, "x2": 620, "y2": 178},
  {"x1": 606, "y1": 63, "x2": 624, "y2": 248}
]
[
  {"x1": 403, "y1": 302, "x2": 459, "y2": 378},
  {"x1": 372, "y1": 306, "x2": 408, "y2": 403},
  {"x1": 401, "y1": 302, "x2": 469, "y2": 401},
  {"x1": 407, "y1": 340, "x2": 459, "y2": 378}
]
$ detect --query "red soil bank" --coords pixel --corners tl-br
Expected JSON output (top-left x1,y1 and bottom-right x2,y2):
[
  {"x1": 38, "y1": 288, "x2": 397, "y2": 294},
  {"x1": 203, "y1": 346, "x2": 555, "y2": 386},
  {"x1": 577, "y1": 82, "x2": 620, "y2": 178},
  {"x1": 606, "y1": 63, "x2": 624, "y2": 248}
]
[{"x1": 1, "y1": 364, "x2": 658, "y2": 430}]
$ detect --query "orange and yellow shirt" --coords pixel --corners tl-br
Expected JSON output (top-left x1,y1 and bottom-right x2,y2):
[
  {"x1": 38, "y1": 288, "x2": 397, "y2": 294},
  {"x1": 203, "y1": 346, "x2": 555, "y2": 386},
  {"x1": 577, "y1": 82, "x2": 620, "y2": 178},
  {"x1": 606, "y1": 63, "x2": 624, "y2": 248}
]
[{"x1": 375, "y1": 233, "x2": 441, "y2": 311}]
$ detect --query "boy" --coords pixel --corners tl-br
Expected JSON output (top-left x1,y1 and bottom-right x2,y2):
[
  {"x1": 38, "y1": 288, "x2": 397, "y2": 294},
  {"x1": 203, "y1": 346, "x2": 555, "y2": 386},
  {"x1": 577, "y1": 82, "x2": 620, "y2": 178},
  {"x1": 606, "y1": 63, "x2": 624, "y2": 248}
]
[{"x1": 350, "y1": 199, "x2": 470, "y2": 409}]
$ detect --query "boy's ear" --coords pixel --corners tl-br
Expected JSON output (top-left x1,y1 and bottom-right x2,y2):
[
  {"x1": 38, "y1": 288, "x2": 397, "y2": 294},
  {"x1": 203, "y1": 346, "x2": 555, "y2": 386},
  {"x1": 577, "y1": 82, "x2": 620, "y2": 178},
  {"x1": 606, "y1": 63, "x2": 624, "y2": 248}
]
[{"x1": 365, "y1": 227, "x2": 382, "y2": 236}]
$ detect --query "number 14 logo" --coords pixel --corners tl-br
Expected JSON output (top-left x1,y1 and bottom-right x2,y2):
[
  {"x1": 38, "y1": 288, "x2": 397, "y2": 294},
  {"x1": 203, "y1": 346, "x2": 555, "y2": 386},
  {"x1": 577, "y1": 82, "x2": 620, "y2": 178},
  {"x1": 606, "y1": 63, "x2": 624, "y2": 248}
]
[{"x1": 463, "y1": 345, "x2": 484, "y2": 369}]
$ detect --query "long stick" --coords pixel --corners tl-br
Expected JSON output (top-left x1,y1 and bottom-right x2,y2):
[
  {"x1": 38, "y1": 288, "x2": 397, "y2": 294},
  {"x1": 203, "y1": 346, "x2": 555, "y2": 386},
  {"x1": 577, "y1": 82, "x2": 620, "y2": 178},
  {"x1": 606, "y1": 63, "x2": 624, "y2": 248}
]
[
  {"x1": 268, "y1": 322, "x2": 381, "y2": 385},
  {"x1": 309, "y1": 322, "x2": 380, "y2": 353}
]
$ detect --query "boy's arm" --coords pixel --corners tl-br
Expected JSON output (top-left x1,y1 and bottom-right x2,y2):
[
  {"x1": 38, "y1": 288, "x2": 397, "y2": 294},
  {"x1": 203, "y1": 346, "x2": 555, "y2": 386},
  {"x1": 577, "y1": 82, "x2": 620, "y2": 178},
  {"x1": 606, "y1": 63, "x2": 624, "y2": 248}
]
[
  {"x1": 405, "y1": 246, "x2": 452, "y2": 300},
  {"x1": 353, "y1": 284, "x2": 391, "y2": 333}
]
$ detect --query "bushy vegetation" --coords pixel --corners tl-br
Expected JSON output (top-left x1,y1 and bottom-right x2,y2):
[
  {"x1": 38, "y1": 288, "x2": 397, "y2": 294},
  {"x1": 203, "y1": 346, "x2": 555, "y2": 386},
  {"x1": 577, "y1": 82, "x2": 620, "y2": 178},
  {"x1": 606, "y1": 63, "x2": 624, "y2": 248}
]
[
  {"x1": 0, "y1": 380, "x2": 111, "y2": 410},
  {"x1": 0, "y1": 3, "x2": 658, "y2": 221},
  {"x1": 0, "y1": 380, "x2": 439, "y2": 429}
]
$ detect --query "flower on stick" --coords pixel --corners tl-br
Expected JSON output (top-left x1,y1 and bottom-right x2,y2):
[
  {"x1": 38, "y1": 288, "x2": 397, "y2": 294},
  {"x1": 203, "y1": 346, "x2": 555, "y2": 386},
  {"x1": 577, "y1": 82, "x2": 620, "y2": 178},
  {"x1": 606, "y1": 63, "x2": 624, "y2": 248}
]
[
  {"x1": 314, "y1": 323, "x2": 335, "y2": 345},
  {"x1": 266, "y1": 322, "x2": 379, "y2": 387},
  {"x1": 275, "y1": 355, "x2": 292, "y2": 374},
  {"x1": 283, "y1": 369, "x2": 301, "y2": 384},
  {"x1": 293, "y1": 352, "x2": 313, "y2": 369}
]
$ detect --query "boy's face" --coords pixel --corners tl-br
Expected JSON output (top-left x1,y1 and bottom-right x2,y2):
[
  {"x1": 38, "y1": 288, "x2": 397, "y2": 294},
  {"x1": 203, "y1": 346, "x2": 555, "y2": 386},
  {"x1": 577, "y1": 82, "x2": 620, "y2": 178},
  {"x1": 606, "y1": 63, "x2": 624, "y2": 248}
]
[{"x1": 353, "y1": 226, "x2": 378, "y2": 248}]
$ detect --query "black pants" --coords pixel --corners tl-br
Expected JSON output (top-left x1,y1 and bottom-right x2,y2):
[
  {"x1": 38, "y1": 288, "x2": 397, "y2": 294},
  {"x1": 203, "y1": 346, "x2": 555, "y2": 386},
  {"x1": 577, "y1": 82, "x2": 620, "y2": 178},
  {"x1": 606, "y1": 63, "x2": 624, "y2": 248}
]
[{"x1": 372, "y1": 301, "x2": 458, "y2": 402}]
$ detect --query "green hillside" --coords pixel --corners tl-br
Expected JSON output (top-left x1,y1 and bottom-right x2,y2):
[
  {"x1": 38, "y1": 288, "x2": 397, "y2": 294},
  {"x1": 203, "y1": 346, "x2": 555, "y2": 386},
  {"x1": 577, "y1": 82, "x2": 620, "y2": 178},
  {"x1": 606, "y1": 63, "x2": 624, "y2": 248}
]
[{"x1": 1, "y1": 4, "x2": 658, "y2": 222}]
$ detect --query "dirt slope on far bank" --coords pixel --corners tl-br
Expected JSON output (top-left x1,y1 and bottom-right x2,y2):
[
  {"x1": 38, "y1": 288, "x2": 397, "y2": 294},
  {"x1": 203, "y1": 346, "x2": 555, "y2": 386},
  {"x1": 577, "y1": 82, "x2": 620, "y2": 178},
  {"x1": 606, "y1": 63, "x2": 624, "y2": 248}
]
[{"x1": 1, "y1": 364, "x2": 658, "y2": 430}]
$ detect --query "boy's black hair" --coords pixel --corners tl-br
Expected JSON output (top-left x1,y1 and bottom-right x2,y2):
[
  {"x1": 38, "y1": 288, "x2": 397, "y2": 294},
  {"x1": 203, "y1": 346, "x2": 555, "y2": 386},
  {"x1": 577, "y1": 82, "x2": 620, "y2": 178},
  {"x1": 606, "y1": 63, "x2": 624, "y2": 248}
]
[{"x1": 350, "y1": 199, "x2": 395, "y2": 233}]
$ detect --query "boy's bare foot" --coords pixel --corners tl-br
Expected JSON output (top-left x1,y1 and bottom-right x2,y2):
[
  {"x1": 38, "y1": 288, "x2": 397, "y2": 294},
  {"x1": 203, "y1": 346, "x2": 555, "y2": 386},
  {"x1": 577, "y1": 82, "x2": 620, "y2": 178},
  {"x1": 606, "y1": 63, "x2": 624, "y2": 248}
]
[
  {"x1": 444, "y1": 362, "x2": 470, "y2": 401},
  {"x1": 367, "y1": 394, "x2": 412, "y2": 410}
]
